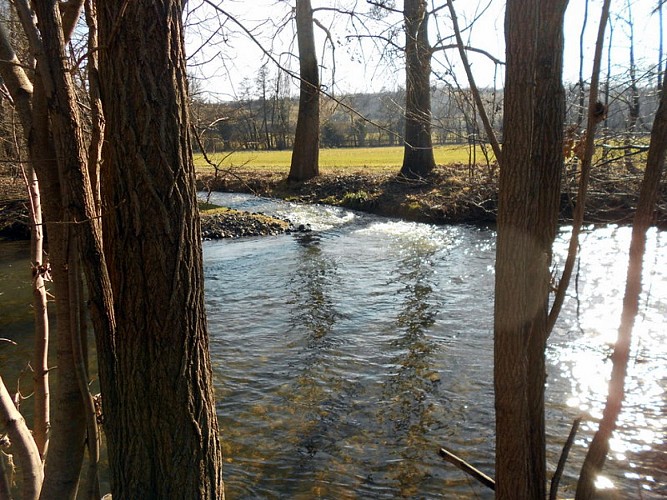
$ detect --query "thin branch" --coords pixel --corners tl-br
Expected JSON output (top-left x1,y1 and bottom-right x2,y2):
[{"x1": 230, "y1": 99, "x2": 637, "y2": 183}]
[
  {"x1": 446, "y1": 0, "x2": 502, "y2": 163},
  {"x1": 547, "y1": 0, "x2": 613, "y2": 335},
  {"x1": 345, "y1": 32, "x2": 404, "y2": 52},
  {"x1": 430, "y1": 43, "x2": 504, "y2": 66},
  {"x1": 202, "y1": 0, "x2": 407, "y2": 146},
  {"x1": 366, "y1": 0, "x2": 402, "y2": 15},
  {"x1": 549, "y1": 416, "x2": 582, "y2": 500}
]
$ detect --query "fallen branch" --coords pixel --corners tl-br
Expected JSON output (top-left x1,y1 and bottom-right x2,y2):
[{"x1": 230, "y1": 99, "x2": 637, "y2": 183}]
[{"x1": 438, "y1": 447, "x2": 495, "y2": 491}]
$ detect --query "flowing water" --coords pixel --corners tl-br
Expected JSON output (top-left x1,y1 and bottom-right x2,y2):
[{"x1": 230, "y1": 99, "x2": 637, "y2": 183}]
[{"x1": 1, "y1": 193, "x2": 665, "y2": 498}]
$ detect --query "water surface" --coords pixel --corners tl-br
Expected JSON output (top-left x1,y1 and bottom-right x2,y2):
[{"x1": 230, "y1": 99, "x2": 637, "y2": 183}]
[
  {"x1": 203, "y1": 193, "x2": 666, "y2": 499},
  {"x1": 0, "y1": 194, "x2": 664, "y2": 498}
]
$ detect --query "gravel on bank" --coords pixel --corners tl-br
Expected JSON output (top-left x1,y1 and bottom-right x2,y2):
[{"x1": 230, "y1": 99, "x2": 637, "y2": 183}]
[{"x1": 201, "y1": 210, "x2": 300, "y2": 239}]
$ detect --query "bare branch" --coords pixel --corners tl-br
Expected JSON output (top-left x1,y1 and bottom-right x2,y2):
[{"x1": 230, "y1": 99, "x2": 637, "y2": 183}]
[
  {"x1": 548, "y1": 0, "x2": 613, "y2": 334},
  {"x1": 202, "y1": 0, "x2": 407, "y2": 146},
  {"x1": 346, "y1": 32, "x2": 404, "y2": 52},
  {"x1": 0, "y1": 376, "x2": 43, "y2": 500},
  {"x1": 439, "y1": 447, "x2": 495, "y2": 491},
  {"x1": 431, "y1": 43, "x2": 504, "y2": 66},
  {"x1": 445, "y1": 0, "x2": 502, "y2": 163},
  {"x1": 366, "y1": 0, "x2": 402, "y2": 15}
]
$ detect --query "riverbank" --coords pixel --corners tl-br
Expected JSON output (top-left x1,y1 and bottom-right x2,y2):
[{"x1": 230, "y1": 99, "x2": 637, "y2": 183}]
[
  {"x1": 197, "y1": 163, "x2": 667, "y2": 229},
  {"x1": 2, "y1": 163, "x2": 666, "y2": 241}
]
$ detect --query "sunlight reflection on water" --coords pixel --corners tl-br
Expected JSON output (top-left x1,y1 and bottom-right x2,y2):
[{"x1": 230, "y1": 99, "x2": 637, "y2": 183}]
[
  {"x1": 200, "y1": 194, "x2": 667, "y2": 498},
  {"x1": 1, "y1": 195, "x2": 665, "y2": 498},
  {"x1": 548, "y1": 226, "x2": 666, "y2": 498}
]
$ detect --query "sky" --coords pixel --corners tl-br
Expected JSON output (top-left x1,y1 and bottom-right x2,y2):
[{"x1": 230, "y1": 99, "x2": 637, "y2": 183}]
[{"x1": 184, "y1": 0, "x2": 664, "y2": 102}]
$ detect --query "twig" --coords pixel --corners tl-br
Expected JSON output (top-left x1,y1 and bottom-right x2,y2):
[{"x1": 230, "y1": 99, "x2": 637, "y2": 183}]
[
  {"x1": 549, "y1": 416, "x2": 582, "y2": 500},
  {"x1": 189, "y1": 123, "x2": 260, "y2": 202},
  {"x1": 438, "y1": 447, "x2": 495, "y2": 491}
]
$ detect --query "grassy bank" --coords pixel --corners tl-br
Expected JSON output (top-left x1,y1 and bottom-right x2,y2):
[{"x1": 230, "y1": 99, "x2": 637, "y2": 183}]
[{"x1": 194, "y1": 145, "x2": 495, "y2": 174}]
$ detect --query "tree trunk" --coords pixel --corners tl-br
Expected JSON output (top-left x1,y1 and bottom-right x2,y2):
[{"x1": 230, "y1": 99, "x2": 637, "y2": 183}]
[
  {"x1": 29, "y1": 0, "x2": 106, "y2": 496},
  {"x1": 84, "y1": 0, "x2": 104, "y2": 214},
  {"x1": 400, "y1": 0, "x2": 435, "y2": 179},
  {"x1": 0, "y1": 9, "x2": 89, "y2": 497},
  {"x1": 527, "y1": 2, "x2": 569, "y2": 496},
  {"x1": 27, "y1": 152, "x2": 50, "y2": 460},
  {"x1": 289, "y1": 0, "x2": 320, "y2": 181},
  {"x1": 494, "y1": 1, "x2": 568, "y2": 498},
  {"x1": 624, "y1": 12, "x2": 640, "y2": 173},
  {"x1": 96, "y1": 1, "x2": 224, "y2": 497}
]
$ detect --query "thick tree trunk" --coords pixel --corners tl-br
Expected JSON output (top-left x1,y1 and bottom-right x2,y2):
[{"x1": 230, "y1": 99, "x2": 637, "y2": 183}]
[
  {"x1": 494, "y1": 2, "x2": 539, "y2": 494},
  {"x1": 289, "y1": 0, "x2": 320, "y2": 182},
  {"x1": 494, "y1": 1, "x2": 568, "y2": 498},
  {"x1": 97, "y1": 1, "x2": 224, "y2": 497},
  {"x1": 400, "y1": 0, "x2": 435, "y2": 179}
]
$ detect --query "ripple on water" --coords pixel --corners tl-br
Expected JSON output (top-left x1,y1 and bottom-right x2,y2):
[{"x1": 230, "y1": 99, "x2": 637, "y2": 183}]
[{"x1": 200, "y1": 197, "x2": 666, "y2": 498}]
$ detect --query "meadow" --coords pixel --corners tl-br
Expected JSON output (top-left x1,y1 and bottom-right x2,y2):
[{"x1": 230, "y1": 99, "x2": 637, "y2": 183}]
[{"x1": 194, "y1": 144, "x2": 496, "y2": 174}]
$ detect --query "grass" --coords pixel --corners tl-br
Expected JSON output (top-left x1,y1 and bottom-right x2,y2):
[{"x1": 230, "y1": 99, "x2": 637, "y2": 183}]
[
  {"x1": 194, "y1": 144, "x2": 496, "y2": 174},
  {"x1": 198, "y1": 201, "x2": 228, "y2": 213}
]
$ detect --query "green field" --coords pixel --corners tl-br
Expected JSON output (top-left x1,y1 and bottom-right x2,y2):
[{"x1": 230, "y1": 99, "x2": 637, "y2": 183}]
[{"x1": 194, "y1": 145, "x2": 495, "y2": 174}]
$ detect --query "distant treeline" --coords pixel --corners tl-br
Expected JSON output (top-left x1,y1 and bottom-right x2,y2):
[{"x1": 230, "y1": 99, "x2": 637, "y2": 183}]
[{"x1": 190, "y1": 84, "x2": 659, "y2": 153}]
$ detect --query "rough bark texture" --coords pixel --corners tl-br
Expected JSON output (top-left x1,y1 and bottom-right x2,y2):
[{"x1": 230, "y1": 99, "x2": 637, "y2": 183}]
[
  {"x1": 288, "y1": 0, "x2": 320, "y2": 182},
  {"x1": 84, "y1": 0, "x2": 104, "y2": 214},
  {"x1": 97, "y1": 1, "x2": 224, "y2": 497},
  {"x1": 31, "y1": 82, "x2": 87, "y2": 500},
  {"x1": 575, "y1": 69, "x2": 667, "y2": 500},
  {"x1": 400, "y1": 0, "x2": 435, "y2": 179},
  {"x1": 494, "y1": 1, "x2": 568, "y2": 498}
]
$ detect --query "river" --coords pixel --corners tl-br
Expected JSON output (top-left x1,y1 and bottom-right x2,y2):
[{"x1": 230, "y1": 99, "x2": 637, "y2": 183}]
[{"x1": 1, "y1": 193, "x2": 665, "y2": 498}]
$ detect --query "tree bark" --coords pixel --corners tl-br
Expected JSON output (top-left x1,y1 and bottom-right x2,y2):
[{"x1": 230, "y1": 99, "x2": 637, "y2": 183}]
[
  {"x1": 289, "y1": 0, "x2": 320, "y2": 182},
  {"x1": 527, "y1": 3, "x2": 568, "y2": 497},
  {"x1": 400, "y1": 0, "x2": 435, "y2": 179},
  {"x1": 29, "y1": 1, "x2": 108, "y2": 497},
  {"x1": 0, "y1": 376, "x2": 43, "y2": 500},
  {"x1": 27, "y1": 166, "x2": 50, "y2": 460},
  {"x1": 0, "y1": 10, "x2": 88, "y2": 497},
  {"x1": 96, "y1": 1, "x2": 224, "y2": 497},
  {"x1": 494, "y1": 1, "x2": 568, "y2": 498},
  {"x1": 84, "y1": 0, "x2": 104, "y2": 214}
]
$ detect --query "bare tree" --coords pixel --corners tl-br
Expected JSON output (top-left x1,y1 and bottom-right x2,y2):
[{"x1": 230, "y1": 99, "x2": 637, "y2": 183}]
[
  {"x1": 494, "y1": 1, "x2": 569, "y2": 498},
  {"x1": 623, "y1": 0, "x2": 642, "y2": 173},
  {"x1": 289, "y1": 0, "x2": 320, "y2": 181},
  {"x1": 399, "y1": 0, "x2": 436, "y2": 178},
  {"x1": 96, "y1": 0, "x2": 224, "y2": 496},
  {"x1": 0, "y1": 0, "x2": 224, "y2": 497}
]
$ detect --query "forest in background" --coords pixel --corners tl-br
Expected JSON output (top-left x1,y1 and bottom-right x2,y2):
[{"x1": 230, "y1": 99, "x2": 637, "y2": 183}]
[{"x1": 190, "y1": 83, "x2": 661, "y2": 153}]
